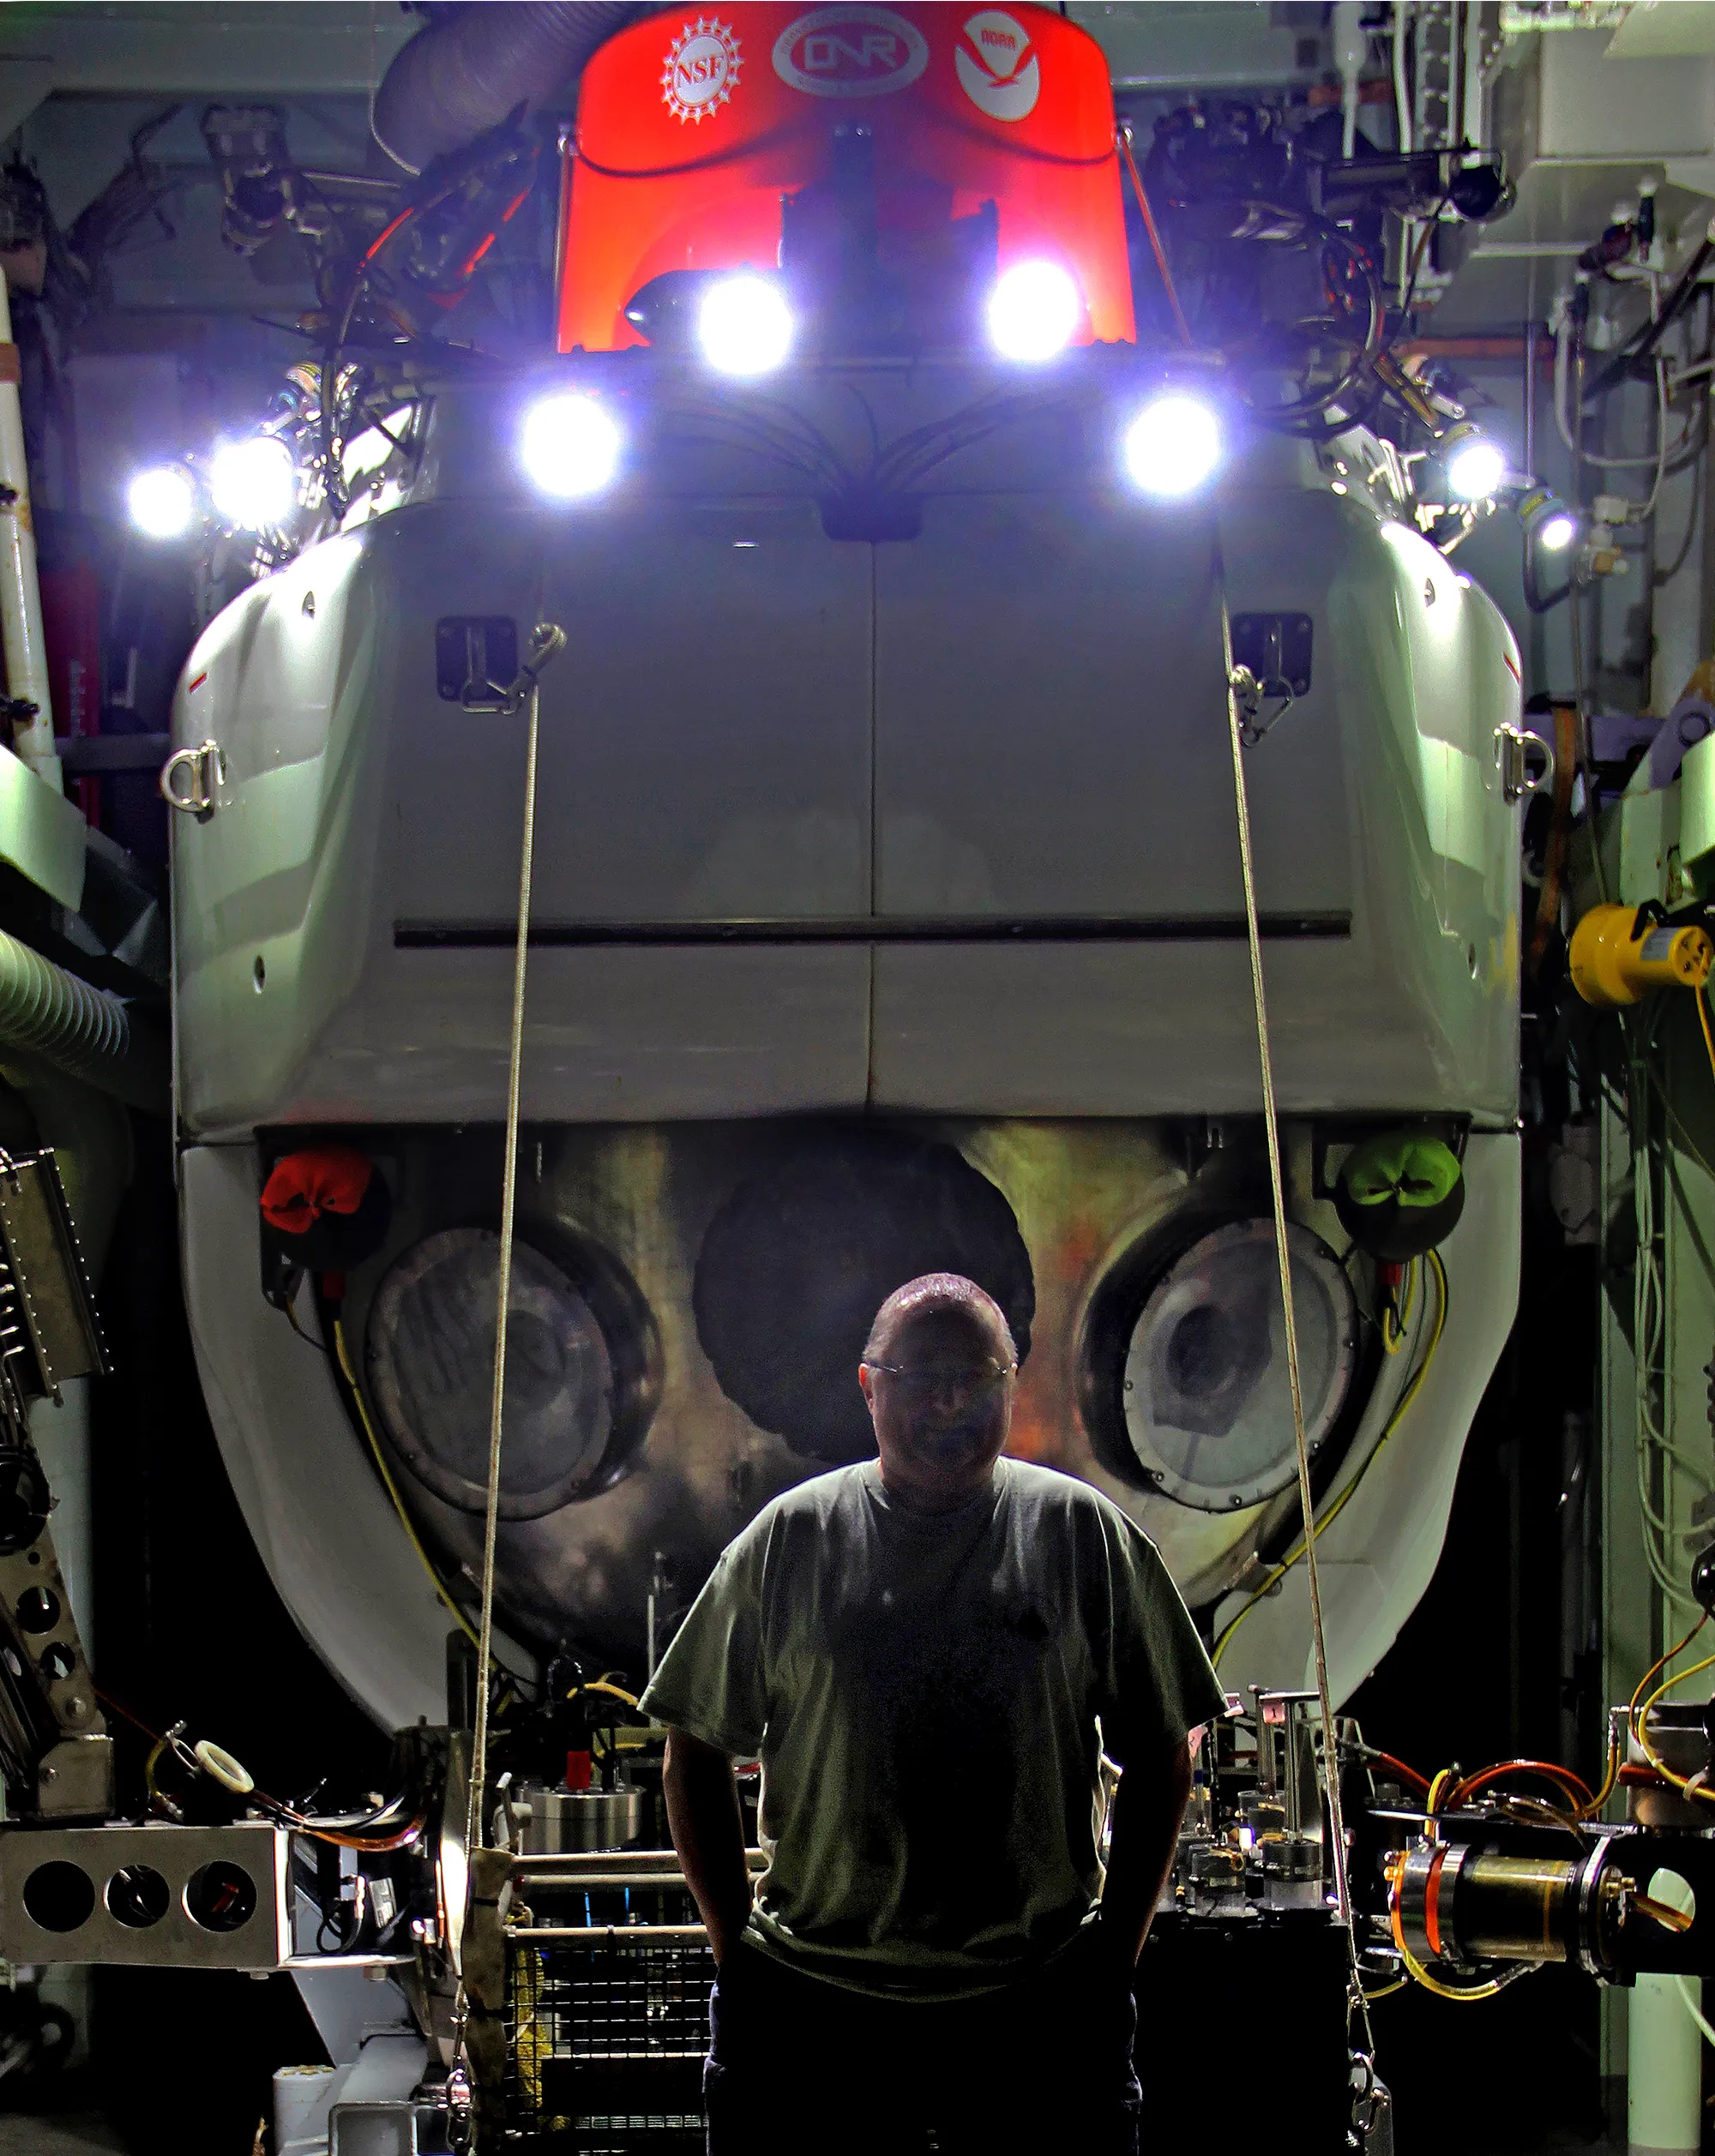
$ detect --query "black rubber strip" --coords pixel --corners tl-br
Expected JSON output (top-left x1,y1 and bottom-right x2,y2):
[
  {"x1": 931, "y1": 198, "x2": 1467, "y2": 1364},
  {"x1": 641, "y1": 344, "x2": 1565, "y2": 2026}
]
[{"x1": 394, "y1": 913, "x2": 1352, "y2": 949}]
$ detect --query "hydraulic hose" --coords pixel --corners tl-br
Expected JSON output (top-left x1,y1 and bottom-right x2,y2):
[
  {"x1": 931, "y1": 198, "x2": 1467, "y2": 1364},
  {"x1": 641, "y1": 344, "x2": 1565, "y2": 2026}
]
[
  {"x1": 371, "y1": 3, "x2": 647, "y2": 176},
  {"x1": 0, "y1": 929, "x2": 166, "y2": 1114}
]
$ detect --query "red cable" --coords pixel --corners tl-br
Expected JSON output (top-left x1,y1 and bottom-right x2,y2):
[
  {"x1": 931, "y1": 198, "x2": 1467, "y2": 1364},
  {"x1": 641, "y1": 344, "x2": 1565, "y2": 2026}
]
[
  {"x1": 1449, "y1": 1759, "x2": 1595, "y2": 1811},
  {"x1": 363, "y1": 204, "x2": 416, "y2": 265},
  {"x1": 1368, "y1": 1749, "x2": 1431, "y2": 1795}
]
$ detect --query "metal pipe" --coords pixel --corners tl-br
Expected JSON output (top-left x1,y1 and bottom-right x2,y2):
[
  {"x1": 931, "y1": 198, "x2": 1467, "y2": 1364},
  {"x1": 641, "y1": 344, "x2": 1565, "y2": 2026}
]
[
  {"x1": 0, "y1": 928, "x2": 166, "y2": 1113},
  {"x1": 1463, "y1": 0, "x2": 1485, "y2": 153},
  {"x1": 513, "y1": 1873, "x2": 694, "y2": 1890},
  {"x1": 505, "y1": 1923, "x2": 707, "y2": 1941},
  {"x1": 1524, "y1": 319, "x2": 1538, "y2": 476},
  {"x1": 0, "y1": 277, "x2": 61, "y2": 792},
  {"x1": 1632, "y1": 1972, "x2": 1701, "y2": 2156},
  {"x1": 510, "y1": 1848, "x2": 763, "y2": 1872},
  {"x1": 1393, "y1": 3, "x2": 1414, "y2": 157},
  {"x1": 371, "y1": 3, "x2": 645, "y2": 176}
]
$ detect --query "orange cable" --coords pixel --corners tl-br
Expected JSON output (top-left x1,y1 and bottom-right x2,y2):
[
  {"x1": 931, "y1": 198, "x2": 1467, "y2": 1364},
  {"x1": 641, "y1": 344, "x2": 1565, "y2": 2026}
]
[{"x1": 1118, "y1": 124, "x2": 1193, "y2": 350}]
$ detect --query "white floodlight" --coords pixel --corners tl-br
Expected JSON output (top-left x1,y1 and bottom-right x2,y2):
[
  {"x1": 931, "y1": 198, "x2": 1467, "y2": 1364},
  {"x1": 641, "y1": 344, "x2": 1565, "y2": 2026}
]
[
  {"x1": 518, "y1": 393, "x2": 623, "y2": 500},
  {"x1": 1537, "y1": 510, "x2": 1577, "y2": 552},
  {"x1": 127, "y1": 465, "x2": 196, "y2": 541},
  {"x1": 697, "y1": 275, "x2": 793, "y2": 377},
  {"x1": 1122, "y1": 393, "x2": 1224, "y2": 499},
  {"x1": 1445, "y1": 435, "x2": 1506, "y2": 501},
  {"x1": 208, "y1": 435, "x2": 298, "y2": 531},
  {"x1": 986, "y1": 260, "x2": 1080, "y2": 363}
]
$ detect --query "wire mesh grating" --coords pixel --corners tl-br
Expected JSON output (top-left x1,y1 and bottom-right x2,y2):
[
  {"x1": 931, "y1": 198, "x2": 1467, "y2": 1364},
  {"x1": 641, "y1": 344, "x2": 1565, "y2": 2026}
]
[{"x1": 507, "y1": 1902, "x2": 712, "y2": 2149}]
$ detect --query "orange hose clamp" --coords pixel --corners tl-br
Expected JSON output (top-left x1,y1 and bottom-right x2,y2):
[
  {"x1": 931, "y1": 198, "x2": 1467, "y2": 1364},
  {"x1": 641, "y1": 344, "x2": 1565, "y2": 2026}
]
[
  {"x1": 1568, "y1": 902, "x2": 1714, "y2": 1008},
  {"x1": 559, "y1": 3, "x2": 1134, "y2": 353}
]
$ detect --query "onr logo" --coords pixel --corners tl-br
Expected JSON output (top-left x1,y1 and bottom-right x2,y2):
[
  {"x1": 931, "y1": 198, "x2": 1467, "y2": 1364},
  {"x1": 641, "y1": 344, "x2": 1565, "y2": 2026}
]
[{"x1": 773, "y1": 5, "x2": 930, "y2": 98}]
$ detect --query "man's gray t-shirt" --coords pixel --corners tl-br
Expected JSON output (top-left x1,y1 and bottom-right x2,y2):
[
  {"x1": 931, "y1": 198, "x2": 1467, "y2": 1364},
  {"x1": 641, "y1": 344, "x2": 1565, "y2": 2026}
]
[{"x1": 639, "y1": 1456, "x2": 1227, "y2": 1997}]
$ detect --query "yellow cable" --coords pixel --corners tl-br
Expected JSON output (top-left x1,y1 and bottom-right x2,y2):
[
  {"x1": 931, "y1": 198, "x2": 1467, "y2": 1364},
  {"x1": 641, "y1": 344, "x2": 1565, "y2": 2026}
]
[
  {"x1": 1399, "y1": 1940, "x2": 1513, "y2": 2002},
  {"x1": 1214, "y1": 1249, "x2": 1448, "y2": 1668},
  {"x1": 1634, "y1": 1650, "x2": 1715, "y2": 1804},
  {"x1": 143, "y1": 1735, "x2": 175, "y2": 1819},
  {"x1": 1699, "y1": 984, "x2": 1715, "y2": 1094},
  {"x1": 1580, "y1": 1729, "x2": 1622, "y2": 1820},
  {"x1": 577, "y1": 1679, "x2": 641, "y2": 1710},
  {"x1": 1625, "y1": 1617, "x2": 1708, "y2": 1781},
  {"x1": 1398, "y1": 1257, "x2": 1417, "y2": 1332},
  {"x1": 333, "y1": 1318, "x2": 481, "y2": 1649},
  {"x1": 1380, "y1": 1261, "x2": 1416, "y2": 1356},
  {"x1": 1632, "y1": 1619, "x2": 1706, "y2": 1721}
]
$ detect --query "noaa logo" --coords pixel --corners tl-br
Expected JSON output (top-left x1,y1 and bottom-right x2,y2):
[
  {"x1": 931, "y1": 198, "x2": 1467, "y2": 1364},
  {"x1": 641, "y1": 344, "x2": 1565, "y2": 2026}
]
[
  {"x1": 772, "y1": 5, "x2": 930, "y2": 99},
  {"x1": 661, "y1": 16, "x2": 743, "y2": 123},
  {"x1": 955, "y1": 9, "x2": 1039, "y2": 120}
]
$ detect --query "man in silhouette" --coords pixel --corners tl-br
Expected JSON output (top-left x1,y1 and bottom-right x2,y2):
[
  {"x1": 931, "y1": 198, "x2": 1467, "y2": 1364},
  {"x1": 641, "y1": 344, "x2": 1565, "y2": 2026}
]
[{"x1": 641, "y1": 1270, "x2": 1226, "y2": 2154}]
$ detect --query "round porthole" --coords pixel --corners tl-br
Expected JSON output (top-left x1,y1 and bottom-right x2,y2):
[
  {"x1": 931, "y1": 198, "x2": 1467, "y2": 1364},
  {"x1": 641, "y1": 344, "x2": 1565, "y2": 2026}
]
[
  {"x1": 23, "y1": 1861, "x2": 93, "y2": 1934},
  {"x1": 105, "y1": 1865, "x2": 171, "y2": 1930},
  {"x1": 1105, "y1": 1219, "x2": 1358, "y2": 1512},
  {"x1": 365, "y1": 1228, "x2": 654, "y2": 1518},
  {"x1": 184, "y1": 1861, "x2": 257, "y2": 1934}
]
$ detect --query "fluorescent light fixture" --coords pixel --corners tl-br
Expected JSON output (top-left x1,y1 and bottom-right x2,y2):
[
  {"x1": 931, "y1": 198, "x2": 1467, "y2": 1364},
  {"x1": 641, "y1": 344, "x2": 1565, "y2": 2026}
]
[
  {"x1": 1122, "y1": 393, "x2": 1223, "y2": 499},
  {"x1": 127, "y1": 465, "x2": 196, "y2": 541},
  {"x1": 519, "y1": 393, "x2": 623, "y2": 500},
  {"x1": 697, "y1": 274, "x2": 793, "y2": 377},
  {"x1": 1445, "y1": 435, "x2": 1506, "y2": 501},
  {"x1": 986, "y1": 260, "x2": 1080, "y2": 363},
  {"x1": 209, "y1": 435, "x2": 297, "y2": 531}
]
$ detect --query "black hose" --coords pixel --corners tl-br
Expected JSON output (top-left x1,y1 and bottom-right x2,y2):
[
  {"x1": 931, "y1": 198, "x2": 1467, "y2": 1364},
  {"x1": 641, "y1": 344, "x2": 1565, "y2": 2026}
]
[{"x1": 372, "y1": 2, "x2": 647, "y2": 176}]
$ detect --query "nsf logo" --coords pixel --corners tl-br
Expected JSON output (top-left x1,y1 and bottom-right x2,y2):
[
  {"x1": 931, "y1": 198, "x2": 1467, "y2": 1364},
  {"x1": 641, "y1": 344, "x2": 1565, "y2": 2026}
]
[{"x1": 661, "y1": 16, "x2": 743, "y2": 123}]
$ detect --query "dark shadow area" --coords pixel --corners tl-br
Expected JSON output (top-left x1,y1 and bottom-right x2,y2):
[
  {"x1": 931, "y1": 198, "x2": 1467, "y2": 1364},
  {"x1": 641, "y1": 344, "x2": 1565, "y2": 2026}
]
[
  {"x1": 86, "y1": 1123, "x2": 394, "y2": 2153},
  {"x1": 1348, "y1": 1168, "x2": 1612, "y2": 2154}
]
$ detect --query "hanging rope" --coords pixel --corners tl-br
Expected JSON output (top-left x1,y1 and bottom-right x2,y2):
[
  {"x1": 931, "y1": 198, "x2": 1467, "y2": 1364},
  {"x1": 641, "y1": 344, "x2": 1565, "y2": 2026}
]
[
  {"x1": 1213, "y1": 542, "x2": 1376, "y2": 2074},
  {"x1": 1117, "y1": 120, "x2": 1194, "y2": 351},
  {"x1": 451, "y1": 618, "x2": 566, "y2": 2116}
]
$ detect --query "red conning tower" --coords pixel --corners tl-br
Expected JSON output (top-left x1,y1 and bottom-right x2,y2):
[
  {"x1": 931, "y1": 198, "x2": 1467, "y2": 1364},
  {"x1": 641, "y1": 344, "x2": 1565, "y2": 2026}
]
[{"x1": 557, "y1": 3, "x2": 1134, "y2": 354}]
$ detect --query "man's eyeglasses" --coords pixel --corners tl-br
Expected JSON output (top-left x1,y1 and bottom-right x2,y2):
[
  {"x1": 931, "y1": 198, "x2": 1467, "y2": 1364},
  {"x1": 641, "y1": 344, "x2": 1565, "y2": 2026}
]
[{"x1": 863, "y1": 1358, "x2": 1017, "y2": 1410}]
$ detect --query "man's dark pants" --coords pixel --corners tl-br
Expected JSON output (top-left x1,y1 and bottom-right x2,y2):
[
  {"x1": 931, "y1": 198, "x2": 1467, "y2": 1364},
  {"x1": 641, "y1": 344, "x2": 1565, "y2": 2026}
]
[{"x1": 704, "y1": 1929, "x2": 1141, "y2": 2154}]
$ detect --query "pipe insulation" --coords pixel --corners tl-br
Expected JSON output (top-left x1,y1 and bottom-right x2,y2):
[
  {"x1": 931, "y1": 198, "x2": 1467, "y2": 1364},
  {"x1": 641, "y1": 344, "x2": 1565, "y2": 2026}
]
[
  {"x1": 371, "y1": 3, "x2": 647, "y2": 176},
  {"x1": 0, "y1": 278, "x2": 61, "y2": 792},
  {"x1": 0, "y1": 929, "x2": 165, "y2": 1114}
]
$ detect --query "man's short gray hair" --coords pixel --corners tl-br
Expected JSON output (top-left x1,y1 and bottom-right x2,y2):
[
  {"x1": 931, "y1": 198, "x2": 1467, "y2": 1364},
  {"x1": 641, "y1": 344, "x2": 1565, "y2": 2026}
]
[{"x1": 863, "y1": 1273, "x2": 1017, "y2": 1367}]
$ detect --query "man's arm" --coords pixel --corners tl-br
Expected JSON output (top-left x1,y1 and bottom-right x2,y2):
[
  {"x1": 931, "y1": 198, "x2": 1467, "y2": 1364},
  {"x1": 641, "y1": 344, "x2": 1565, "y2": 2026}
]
[
  {"x1": 1095, "y1": 1736, "x2": 1194, "y2": 1972},
  {"x1": 662, "y1": 1727, "x2": 755, "y2": 1966}
]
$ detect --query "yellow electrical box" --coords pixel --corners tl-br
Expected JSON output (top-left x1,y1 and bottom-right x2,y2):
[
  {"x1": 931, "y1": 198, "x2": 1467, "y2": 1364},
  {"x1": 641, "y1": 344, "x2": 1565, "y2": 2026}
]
[{"x1": 1569, "y1": 904, "x2": 1714, "y2": 1007}]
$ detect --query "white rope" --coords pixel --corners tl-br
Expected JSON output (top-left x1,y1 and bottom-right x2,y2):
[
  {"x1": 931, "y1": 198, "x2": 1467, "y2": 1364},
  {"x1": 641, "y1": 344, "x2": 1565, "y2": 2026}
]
[
  {"x1": 454, "y1": 621, "x2": 565, "y2": 2117},
  {"x1": 1214, "y1": 550, "x2": 1375, "y2": 2065}
]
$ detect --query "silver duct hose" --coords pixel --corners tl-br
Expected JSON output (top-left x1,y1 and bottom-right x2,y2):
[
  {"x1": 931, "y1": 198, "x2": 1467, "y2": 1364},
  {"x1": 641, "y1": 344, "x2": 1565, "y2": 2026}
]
[
  {"x1": 372, "y1": 3, "x2": 647, "y2": 176},
  {"x1": 0, "y1": 930, "x2": 165, "y2": 1115}
]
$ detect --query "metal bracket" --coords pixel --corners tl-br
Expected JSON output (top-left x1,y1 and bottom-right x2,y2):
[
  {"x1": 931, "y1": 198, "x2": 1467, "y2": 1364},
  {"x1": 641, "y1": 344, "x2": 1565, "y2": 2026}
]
[
  {"x1": 159, "y1": 739, "x2": 226, "y2": 820},
  {"x1": 1230, "y1": 664, "x2": 1297, "y2": 748},
  {"x1": 496, "y1": 622, "x2": 567, "y2": 718},
  {"x1": 0, "y1": 1820, "x2": 289, "y2": 1967},
  {"x1": 1495, "y1": 722, "x2": 1554, "y2": 804}
]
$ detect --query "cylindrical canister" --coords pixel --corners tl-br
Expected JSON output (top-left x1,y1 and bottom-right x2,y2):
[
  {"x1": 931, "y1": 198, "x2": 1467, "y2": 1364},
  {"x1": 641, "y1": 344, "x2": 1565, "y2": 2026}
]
[
  {"x1": 274, "y1": 2064, "x2": 339, "y2": 2156},
  {"x1": 1569, "y1": 905, "x2": 1713, "y2": 1008}
]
